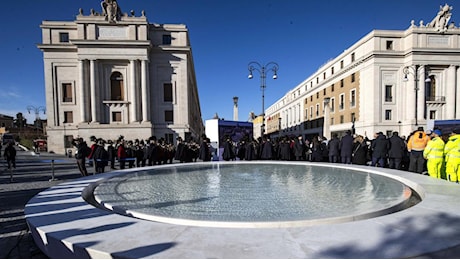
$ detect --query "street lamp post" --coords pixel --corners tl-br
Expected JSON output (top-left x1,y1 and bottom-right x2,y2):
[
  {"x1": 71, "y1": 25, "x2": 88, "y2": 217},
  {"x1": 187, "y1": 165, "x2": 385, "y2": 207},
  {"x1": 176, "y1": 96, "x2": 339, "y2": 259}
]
[
  {"x1": 403, "y1": 65, "x2": 431, "y2": 127},
  {"x1": 27, "y1": 105, "x2": 46, "y2": 137},
  {"x1": 248, "y1": 61, "x2": 279, "y2": 135}
]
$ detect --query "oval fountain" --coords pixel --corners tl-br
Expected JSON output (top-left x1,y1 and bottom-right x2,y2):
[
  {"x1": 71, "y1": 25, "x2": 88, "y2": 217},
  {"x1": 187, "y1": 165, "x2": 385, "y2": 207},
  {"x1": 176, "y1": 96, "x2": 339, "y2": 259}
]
[{"x1": 25, "y1": 161, "x2": 460, "y2": 258}]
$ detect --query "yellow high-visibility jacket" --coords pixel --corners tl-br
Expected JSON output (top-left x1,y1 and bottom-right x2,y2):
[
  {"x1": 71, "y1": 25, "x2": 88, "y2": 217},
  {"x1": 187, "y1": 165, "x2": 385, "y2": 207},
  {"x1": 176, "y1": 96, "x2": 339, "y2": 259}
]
[
  {"x1": 445, "y1": 134, "x2": 460, "y2": 164},
  {"x1": 407, "y1": 131, "x2": 430, "y2": 152},
  {"x1": 424, "y1": 137, "x2": 445, "y2": 160}
]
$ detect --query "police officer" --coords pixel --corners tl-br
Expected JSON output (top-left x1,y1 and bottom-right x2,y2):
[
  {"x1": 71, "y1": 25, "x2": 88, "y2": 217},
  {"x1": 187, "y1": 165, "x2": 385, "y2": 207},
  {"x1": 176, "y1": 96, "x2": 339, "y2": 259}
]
[
  {"x1": 444, "y1": 127, "x2": 460, "y2": 183},
  {"x1": 423, "y1": 129, "x2": 445, "y2": 179}
]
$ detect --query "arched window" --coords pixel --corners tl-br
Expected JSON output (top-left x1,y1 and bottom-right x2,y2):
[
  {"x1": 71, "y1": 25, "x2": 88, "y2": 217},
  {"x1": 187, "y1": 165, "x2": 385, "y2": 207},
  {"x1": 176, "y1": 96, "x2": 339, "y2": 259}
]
[{"x1": 110, "y1": 72, "x2": 124, "y2": 100}]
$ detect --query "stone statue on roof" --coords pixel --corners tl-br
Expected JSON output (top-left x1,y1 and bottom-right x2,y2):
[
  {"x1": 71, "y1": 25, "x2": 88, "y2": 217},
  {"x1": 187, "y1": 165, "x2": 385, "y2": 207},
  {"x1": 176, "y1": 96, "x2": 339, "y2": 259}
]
[
  {"x1": 101, "y1": 0, "x2": 122, "y2": 22},
  {"x1": 428, "y1": 4, "x2": 453, "y2": 32}
]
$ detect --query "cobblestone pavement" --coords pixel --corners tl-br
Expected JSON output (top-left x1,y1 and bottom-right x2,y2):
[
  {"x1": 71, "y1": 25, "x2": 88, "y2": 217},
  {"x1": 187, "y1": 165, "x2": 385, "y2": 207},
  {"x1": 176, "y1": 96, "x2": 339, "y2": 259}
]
[{"x1": 0, "y1": 146, "x2": 88, "y2": 258}]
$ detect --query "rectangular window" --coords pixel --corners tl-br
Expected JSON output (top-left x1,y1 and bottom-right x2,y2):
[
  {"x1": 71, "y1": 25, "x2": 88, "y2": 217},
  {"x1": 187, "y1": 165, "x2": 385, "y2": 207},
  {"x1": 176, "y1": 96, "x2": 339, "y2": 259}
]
[
  {"x1": 351, "y1": 112, "x2": 356, "y2": 122},
  {"x1": 310, "y1": 106, "x2": 313, "y2": 118},
  {"x1": 340, "y1": 79, "x2": 344, "y2": 88},
  {"x1": 323, "y1": 89, "x2": 326, "y2": 95},
  {"x1": 59, "y1": 32, "x2": 69, "y2": 43},
  {"x1": 385, "y1": 110, "x2": 392, "y2": 120},
  {"x1": 112, "y1": 112, "x2": 122, "y2": 122},
  {"x1": 350, "y1": 89, "x2": 356, "y2": 107},
  {"x1": 163, "y1": 83, "x2": 173, "y2": 102},
  {"x1": 339, "y1": 94, "x2": 344, "y2": 110},
  {"x1": 429, "y1": 110, "x2": 436, "y2": 120},
  {"x1": 64, "y1": 111, "x2": 73, "y2": 123},
  {"x1": 165, "y1": 110, "x2": 174, "y2": 122},
  {"x1": 351, "y1": 52, "x2": 355, "y2": 62},
  {"x1": 331, "y1": 67, "x2": 334, "y2": 75},
  {"x1": 316, "y1": 77, "x2": 319, "y2": 84},
  {"x1": 316, "y1": 92, "x2": 319, "y2": 99},
  {"x1": 316, "y1": 104, "x2": 319, "y2": 116},
  {"x1": 162, "y1": 35, "x2": 172, "y2": 45},
  {"x1": 351, "y1": 73, "x2": 355, "y2": 83},
  {"x1": 385, "y1": 85, "x2": 393, "y2": 102},
  {"x1": 331, "y1": 84, "x2": 335, "y2": 92},
  {"x1": 340, "y1": 60, "x2": 344, "y2": 69},
  {"x1": 62, "y1": 83, "x2": 73, "y2": 103},
  {"x1": 323, "y1": 72, "x2": 326, "y2": 79},
  {"x1": 330, "y1": 98, "x2": 335, "y2": 112},
  {"x1": 310, "y1": 96, "x2": 313, "y2": 102},
  {"x1": 340, "y1": 115, "x2": 344, "y2": 124},
  {"x1": 386, "y1": 40, "x2": 393, "y2": 50}
]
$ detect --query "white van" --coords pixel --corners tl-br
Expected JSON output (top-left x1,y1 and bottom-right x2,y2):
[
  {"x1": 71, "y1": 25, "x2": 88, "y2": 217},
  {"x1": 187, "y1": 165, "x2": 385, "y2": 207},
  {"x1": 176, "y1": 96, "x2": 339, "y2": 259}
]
[{"x1": 2, "y1": 134, "x2": 15, "y2": 145}]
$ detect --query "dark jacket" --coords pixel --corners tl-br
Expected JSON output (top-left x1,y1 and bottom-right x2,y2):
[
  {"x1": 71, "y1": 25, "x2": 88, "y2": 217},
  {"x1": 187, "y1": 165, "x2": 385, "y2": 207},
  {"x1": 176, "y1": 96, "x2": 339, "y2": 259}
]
[
  {"x1": 371, "y1": 134, "x2": 390, "y2": 158},
  {"x1": 388, "y1": 135, "x2": 406, "y2": 159},
  {"x1": 222, "y1": 140, "x2": 235, "y2": 161},
  {"x1": 339, "y1": 134, "x2": 354, "y2": 157},
  {"x1": 328, "y1": 137, "x2": 340, "y2": 156},
  {"x1": 352, "y1": 141, "x2": 368, "y2": 165}
]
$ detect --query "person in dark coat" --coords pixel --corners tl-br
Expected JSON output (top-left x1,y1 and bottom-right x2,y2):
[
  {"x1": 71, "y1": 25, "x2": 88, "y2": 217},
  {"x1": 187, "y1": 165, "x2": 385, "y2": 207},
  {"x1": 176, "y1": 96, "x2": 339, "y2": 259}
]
[
  {"x1": 199, "y1": 137, "x2": 211, "y2": 161},
  {"x1": 328, "y1": 133, "x2": 340, "y2": 163},
  {"x1": 339, "y1": 130, "x2": 354, "y2": 164},
  {"x1": 222, "y1": 135, "x2": 235, "y2": 161},
  {"x1": 352, "y1": 135, "x2": 368, "y2": 165},
  {"x1": 72, "y1": 138, "x2": 89, "y2": 176},
  {"x1": 371, "y1": 132, "x2": 390, "y2": 167},
  {"x1": 310, "y1": 136, "x2": 323, "y2": 162},
  {"x1": 175, "y1": 137, "x2": 185, "y2": 162},
  {"x1": 245, "y1": 138, "x2": 257, "y2": 160},
  {"x1": 260, "y1": 136, "x2": 274, "y2": 160},
  {"x1": 278, "y1": 137, "x2": 291, "y2": 161},
  {"x1": 146, "y1": 136, "x2": 159, "y2": 166},
  {"x1": 107, "y1": 140, "x2": 116, "y2": 169},
  {"x1": 93, "y1": 139, "x2": 108, "y2": 173},
  {"x1": 388, "y1": 131, "x2": 406, "y2": 170},
  {"x1": 4, "y1": 141, "x2": 17, "y2": 170},
  {"x1": 293, "y1": 135, "x2": 306, "y2": 161}
]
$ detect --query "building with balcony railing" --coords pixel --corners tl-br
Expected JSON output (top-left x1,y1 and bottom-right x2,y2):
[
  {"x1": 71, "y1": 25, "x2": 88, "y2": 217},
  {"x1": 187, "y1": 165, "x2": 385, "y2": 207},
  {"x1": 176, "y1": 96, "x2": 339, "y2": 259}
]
[
  {"x1": 38, "y1": 2, "x2": 204, "y2": 153},
  {"x1": 265, "y1": 4, "x2": 460, "y2": 140}
]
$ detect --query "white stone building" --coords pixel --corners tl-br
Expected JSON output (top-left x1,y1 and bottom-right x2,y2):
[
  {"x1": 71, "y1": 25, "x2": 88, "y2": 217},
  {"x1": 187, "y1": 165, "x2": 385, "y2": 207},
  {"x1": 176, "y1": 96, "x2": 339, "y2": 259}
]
[
  {"x1": 265, "y1": 4, "x2": 460, "y2": 140},
  {"x1": 38, "y1": 1, "x2": 204, "y2": 154}
]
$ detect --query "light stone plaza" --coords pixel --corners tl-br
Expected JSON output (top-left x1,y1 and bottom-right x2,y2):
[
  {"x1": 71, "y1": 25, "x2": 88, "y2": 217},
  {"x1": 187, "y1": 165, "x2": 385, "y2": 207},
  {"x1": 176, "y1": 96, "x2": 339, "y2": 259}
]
[{"x1": 14, "y1": 1, "x2": 460, "y2": 259}]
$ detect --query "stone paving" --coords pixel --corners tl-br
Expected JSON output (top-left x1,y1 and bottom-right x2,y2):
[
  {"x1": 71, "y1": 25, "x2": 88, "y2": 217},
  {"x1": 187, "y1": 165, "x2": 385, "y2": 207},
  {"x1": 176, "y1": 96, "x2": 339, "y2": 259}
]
[{"x1": 0, "y1": 146, "x2": 90, "y2": 258}]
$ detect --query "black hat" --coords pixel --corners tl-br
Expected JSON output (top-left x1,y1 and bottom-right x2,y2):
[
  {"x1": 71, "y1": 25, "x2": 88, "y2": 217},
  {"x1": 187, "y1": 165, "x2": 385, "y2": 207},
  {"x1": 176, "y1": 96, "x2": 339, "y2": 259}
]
[{"x1": 417, "y1": 126, "x2": 424, "y2": 131}]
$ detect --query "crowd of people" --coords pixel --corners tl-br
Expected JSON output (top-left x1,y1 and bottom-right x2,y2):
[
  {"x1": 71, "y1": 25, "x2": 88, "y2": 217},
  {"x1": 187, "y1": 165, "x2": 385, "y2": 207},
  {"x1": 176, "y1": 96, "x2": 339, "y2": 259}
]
[{"x1": 71, "y1": 126, "x2": 460, "y2": 183}]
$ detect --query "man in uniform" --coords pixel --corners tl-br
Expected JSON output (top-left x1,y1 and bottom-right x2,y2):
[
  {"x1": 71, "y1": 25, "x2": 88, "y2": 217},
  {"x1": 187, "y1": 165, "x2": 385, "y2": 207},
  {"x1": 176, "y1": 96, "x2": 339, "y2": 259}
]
[
  {"x1": 423, "y1": 129, "x2": 445, "y2": 179},
  {"x1": 444, "y1": 128, "x2": 460, "y2": 183}
]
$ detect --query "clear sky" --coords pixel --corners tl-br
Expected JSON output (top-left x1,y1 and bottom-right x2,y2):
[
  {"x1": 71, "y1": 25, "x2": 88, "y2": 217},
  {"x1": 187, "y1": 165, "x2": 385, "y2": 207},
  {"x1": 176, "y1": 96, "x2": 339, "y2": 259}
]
[{"x1": 0, "y1": 0, "x2": 457, "y2": 123}]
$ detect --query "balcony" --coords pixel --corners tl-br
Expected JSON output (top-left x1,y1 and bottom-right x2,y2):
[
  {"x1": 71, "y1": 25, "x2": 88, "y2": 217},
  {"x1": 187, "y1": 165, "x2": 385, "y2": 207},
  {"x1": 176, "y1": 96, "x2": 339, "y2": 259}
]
[{"x1": 426, "y1": 96, "x2": 446, "y2": 104}]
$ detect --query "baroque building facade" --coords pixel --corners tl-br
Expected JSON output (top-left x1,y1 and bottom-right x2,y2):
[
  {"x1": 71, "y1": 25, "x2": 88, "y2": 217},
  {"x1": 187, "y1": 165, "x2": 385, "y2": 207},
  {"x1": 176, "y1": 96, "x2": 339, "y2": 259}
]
[
  {"x1": 265, "y1": 4, "x2": 460, "y2": 140},
  {"x1": 38, "y1": 1, "x2": 204, "y2": 154}
]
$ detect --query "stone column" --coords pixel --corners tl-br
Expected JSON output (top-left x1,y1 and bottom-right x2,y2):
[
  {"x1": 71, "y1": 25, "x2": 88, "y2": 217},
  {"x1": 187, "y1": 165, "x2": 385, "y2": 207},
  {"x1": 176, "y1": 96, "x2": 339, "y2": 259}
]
[
  {"x1": 446, "y1": 65, "x2": 457, "y2": 119},
  {"x1": 130, "y1": 60, "x2": 137, "y2": 122},
  {"x1": 141, "y1": 59, "x2": 150, "y2": 122},
  {"x1": 456, "y1": 66, "x2": 460, "y2": 118},
  {"x1": 90, "y1": 59, "x2": 98, "y2": 123},
  {"x1": 79, "y1": 59, "x2": 87, "y2": 123},
  {"x1": 405, "y1": 70, "x2": 416, "y2": 123},
  {"x1": 418, "y1": 66, "x2": 427, "y2": 121}
]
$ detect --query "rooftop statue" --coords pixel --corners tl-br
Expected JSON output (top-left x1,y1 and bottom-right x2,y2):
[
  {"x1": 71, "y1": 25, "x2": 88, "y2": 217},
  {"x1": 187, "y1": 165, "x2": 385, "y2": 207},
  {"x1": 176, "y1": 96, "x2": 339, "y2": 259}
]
[
  {"x1": 428, "y1": 4, "x2": 453, "y2": 32},
  {"x1": 101, "y1": 0, "x2": 122, "y2": 22}
]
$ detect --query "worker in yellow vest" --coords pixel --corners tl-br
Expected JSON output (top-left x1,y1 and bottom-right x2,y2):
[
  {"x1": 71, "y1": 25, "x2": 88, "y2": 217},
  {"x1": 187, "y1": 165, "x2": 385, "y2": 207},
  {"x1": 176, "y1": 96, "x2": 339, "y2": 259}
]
[
  {"x1": 407, "y1": 126, "x2": 430, "y2": 173},
  {"x1": 423, "y1": 129, "x2": 445, "y2": 179},
  {"x1": 444, "y1": 127, "x2": 460, "y2": 183}
]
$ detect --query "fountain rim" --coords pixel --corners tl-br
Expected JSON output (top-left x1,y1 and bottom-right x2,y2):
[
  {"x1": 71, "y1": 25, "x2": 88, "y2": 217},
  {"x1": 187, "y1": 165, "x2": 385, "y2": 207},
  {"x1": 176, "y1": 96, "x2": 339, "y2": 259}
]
[{"x1": 90, "y1": 161, "x2": 418, "y2": 228}]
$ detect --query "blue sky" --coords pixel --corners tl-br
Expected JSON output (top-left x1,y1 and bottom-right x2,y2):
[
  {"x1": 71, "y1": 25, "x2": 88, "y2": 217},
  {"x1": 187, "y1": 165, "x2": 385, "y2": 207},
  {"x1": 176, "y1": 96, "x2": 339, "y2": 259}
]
[{"x1": 0, "y1": 0, "x2": 457, "y2": 123}]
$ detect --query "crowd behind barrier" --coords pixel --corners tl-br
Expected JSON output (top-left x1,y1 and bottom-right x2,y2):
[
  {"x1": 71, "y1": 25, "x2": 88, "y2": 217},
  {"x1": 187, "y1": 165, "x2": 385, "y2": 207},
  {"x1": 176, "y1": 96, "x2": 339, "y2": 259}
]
[{"x1": 68, "y1": 126, "x2": 460, "y2": 183}]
